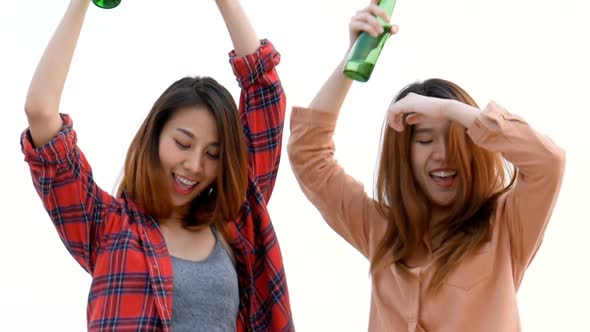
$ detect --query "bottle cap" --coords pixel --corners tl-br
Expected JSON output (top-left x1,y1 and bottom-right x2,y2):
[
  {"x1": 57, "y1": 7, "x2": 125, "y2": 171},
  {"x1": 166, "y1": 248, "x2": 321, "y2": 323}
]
[{"x1": 93, "y1": 0, "x2": 121, "y2": 9}]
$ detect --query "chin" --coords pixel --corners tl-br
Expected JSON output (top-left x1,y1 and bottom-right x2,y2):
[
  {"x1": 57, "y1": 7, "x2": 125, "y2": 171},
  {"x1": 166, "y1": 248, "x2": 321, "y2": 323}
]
[
  {"x1": 170, "y1": 195, "x2": 194, "y2": 209},
  {"x1": 427, "y1": 193, "x2": 456, "y2": 207},
  {"x1": 432, "y1": 200, "x2": 454, "y2": 207}
]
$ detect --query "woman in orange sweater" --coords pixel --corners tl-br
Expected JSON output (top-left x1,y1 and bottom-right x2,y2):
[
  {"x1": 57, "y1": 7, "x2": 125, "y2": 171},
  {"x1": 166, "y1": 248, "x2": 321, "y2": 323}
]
[{"x1": 287, "y1": 1, "x2": 565, "y2": 331}]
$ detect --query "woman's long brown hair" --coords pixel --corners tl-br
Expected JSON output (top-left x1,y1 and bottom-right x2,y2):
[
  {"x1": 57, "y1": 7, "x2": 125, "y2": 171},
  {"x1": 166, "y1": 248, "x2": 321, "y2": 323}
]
[
  {"x1": 372, "y1": 79, "x2": 517, "y2": 292},
  {"x1": 116, "y1": 76, "x2": 248, "y2": 238}
]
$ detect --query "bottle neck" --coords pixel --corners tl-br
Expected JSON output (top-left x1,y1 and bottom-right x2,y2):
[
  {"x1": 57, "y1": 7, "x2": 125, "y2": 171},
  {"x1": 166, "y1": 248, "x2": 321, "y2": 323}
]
[
  {"x1": 379, "y1": 0, "x2": 397, "y2": 13},
  {"x1": 377, "y1": 0, "x2": 397, "y2": 25}
]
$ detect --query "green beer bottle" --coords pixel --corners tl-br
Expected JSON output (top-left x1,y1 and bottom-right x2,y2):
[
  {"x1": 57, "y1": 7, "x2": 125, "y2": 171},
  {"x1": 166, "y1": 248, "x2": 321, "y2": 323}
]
[
  {"x1": 92, "y1": 0, "x2": 121, "y2": 9},
  {"x1": 343, "y1": 0, "x2": 397, "y2": 82}
]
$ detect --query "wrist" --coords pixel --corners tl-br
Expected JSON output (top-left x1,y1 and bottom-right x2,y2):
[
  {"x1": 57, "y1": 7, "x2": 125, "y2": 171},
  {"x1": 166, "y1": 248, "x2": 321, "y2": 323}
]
[
  {"x1": 338, "y1": 57, "x2": 353, "y2": 83},
  {"x1": 443, "y1": 99, "x2": 480, "y2": 128}
]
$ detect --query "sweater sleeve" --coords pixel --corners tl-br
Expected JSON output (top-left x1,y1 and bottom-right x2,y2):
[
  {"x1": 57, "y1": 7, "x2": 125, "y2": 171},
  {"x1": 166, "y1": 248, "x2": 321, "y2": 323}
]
[
  {"x1": 467, "y1": 102, "x2": 566, "y2": 286},
  {"x1": 287, "y1": 107, "x2": 379, "y2": 258}
]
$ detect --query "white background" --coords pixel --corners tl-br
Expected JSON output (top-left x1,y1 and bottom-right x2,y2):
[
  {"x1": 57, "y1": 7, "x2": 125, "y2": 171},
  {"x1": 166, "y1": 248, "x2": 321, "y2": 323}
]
[{"x1": 1, "y1": 0, "x2": 589, "y2": 331}]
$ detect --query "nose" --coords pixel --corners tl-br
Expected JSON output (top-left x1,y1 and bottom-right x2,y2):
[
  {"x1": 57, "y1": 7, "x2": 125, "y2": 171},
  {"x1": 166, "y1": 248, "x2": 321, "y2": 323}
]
[
  {"x1": 183, "y1": 152, "x2": 204, "y2": 175},
  {"x1": 432, "y1": 140, "x2": 447, "y2": 161}
]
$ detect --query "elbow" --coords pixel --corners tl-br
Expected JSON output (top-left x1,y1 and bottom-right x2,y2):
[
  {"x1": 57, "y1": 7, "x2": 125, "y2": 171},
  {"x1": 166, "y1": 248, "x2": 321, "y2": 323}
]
[
  {"x1": 25, "y1": 88, "x2": 59, "y2": 120},
  {"x1": 287, "y1": 133, "x2": 315, "y2": 182},
  {"x1": 24, "y1": 93, "x2": 56, "y2": 121},
  {"x1": 24, "y1": 98, "x2": 40, "y2": 119},
  {"x1": 543, "y1": 143, "x2": 566, "y2": 187},
  {"x1": 553, "y1": 146, "x2": 566, "y2": 179},
  {"x1": 286, "y1": 136, "x2": 301, "y2": 170},
  {"x1": 24, "y1": 103, "x2": 44, "y2": 121},
  {"x1": 287, "y1": 130, "x2": 315, "y2": 172},
  {"x1": 548, "y1": 142, "x2": 566, "y2": 175}
]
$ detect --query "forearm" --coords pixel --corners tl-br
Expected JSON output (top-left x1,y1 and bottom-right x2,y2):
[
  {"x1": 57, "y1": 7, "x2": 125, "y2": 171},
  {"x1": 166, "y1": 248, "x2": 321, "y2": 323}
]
[
  {"x1": 308, "y1": 54, "x2": 354, "y2": 114},
  {"x1": 25, "y1": 0, "x2": 91, "y2": 146},
  {"x1": 230, "y1": 40, "x2": 285, "y2": 201},
  {"x1": 444, "y1": 99, "x2": 482, "y2": 128},
  {"x1": 215, "y1": 0, "x2": 260, "y2": 56}
]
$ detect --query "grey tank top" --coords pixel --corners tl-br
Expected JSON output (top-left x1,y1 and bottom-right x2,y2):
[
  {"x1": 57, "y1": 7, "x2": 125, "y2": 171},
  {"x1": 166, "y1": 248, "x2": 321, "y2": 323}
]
[{"x1": 170, "y1": 227, "x2": 239, "y2": 332}]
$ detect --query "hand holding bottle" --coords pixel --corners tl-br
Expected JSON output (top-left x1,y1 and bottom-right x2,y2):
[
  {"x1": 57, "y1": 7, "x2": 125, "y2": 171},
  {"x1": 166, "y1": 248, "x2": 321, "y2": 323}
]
[
  {"x1": 348, "y1": 1, "x2": 398, "y2": 48},
  {"x1": 344, "y1": 0, "x2": 399, "y2": 82}
]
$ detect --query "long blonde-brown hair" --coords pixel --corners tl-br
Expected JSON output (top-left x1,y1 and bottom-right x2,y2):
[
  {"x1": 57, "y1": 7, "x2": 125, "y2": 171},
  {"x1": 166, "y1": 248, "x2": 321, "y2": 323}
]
[
  {"x1": 117, "y1": 76, "x2": 248, "y2": 237},
  {"x1": 373, "y1": 78, "x2": 516, "y2": 292}
]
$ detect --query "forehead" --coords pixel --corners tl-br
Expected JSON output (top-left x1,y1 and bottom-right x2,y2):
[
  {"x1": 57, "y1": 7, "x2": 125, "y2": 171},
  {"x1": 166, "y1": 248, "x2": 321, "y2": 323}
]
[
  {"x1": 413, "y1": 118, "x2": 450, "y2": 134},
  {"x1": 166, "y1": 106, "x2": 218, "y2": 139}
]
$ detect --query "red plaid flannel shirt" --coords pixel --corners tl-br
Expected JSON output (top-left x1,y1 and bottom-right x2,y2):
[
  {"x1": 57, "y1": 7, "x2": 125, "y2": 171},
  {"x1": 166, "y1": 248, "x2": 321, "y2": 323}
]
[{"x1": 21, "y1": 39, "x2": 294, "y2": 332}]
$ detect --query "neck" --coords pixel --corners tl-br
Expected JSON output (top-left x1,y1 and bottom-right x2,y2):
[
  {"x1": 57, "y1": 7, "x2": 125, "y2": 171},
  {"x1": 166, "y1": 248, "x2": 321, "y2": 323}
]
[
  {"x1": 426, "y1": 204, "x2": 454, "y2": 250},
  {"x1": 159, "y1": 217, "x2": 183, "y2": 229},
  {"x1": 429, "y1": 205, "x2": 451, "y2": 225},
  {"x1": 160, "y1": 207, "x2": 188, "y2": 228}
]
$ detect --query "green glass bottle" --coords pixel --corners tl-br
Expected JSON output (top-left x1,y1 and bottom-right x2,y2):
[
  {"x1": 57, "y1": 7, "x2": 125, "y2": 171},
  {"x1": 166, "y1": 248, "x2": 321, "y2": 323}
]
[
  {"x1": 92, "y1": 0, "x2": 121, "y2": 9},
  {"x1": 343, "y1": 0, "x2": 397, "y2": 82}
]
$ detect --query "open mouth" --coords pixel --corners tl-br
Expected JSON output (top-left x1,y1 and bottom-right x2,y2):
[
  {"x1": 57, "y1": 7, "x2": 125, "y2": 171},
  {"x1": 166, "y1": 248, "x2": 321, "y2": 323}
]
[
  {"x1": 429, "y1": 170, "x2": 457, "y2": 188},
  {"x1": 172, "y1": 173, "x2": 199, "y2": 195}
]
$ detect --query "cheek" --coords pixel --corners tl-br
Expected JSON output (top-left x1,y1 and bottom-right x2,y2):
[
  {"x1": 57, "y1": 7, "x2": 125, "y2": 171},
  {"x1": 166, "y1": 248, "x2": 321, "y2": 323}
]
[
  {"x1": 157, "y1": 140, "x2": 165, "y2": 165},
  {"x1": 158, "y1": 139, "x2": 176, "y2": 168},
  {"x1": 207, "y1": 161, "x2": 220, "y2": 179},
  {"x1": 410, "y1": 146, "x2": 428, "y2": 174}
]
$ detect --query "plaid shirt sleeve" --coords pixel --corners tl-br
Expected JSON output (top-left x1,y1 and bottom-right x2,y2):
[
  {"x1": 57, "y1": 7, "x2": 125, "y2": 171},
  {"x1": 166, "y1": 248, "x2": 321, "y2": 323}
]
[
  {"x1": 229, "y1": 39, "x2": 286, "y2": 204},
  {"x1": 229, "y1": 41, "x2": 294, "y2": 331},
  {"x1": 21, "y1": 115, "x2": 121, "y2": 274}
]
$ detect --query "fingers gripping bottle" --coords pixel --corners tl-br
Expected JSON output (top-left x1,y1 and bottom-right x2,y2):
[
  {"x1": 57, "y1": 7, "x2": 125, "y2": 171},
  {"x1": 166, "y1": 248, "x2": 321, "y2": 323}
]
[
  {"x1": 92, "y1": 0, "x2": 121, "y2": 9},
  {"x1": 343, "y1": 0, "x2": 397, "y2": 82}
]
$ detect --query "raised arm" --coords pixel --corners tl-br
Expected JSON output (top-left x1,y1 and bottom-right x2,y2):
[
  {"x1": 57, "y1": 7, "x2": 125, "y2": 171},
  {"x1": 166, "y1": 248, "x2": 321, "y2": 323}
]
[
  {"x1": 309, "y1": 0, "x2": 396, "y2": 114},
  {"x1": 215, "y1": 0, "x2": 260, "y2": 56},
  {"x1": 25, "y1": 0, "x2": 91, "y2": 147},
  {"x1": 389, "y1": 95, "x2": 566, "y2": 286},
  {"x1": 287, "y1": 4, "x2": 398, "y2": 256},
  {"x1": 467, "y1": 102, "x2": 565, "y2": 286},
  {"x1": 216, "y1": 0, "x2": 286, "y2": 202},
  {"x1": 21, "y1": 0, "x2": 122, "y2": 274}
]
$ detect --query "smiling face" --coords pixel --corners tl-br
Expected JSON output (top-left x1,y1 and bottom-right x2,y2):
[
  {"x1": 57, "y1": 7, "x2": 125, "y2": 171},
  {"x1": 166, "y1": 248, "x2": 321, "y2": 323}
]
[
  {"x1": 158, "y1": 106, "x2": 220, "y2": 211},
  {"x1": 410, "y1": 118, "x2": 459, "y2": 207},
  {"x1": 373, "y1": 79, "x2": 517, "y2": 293}
]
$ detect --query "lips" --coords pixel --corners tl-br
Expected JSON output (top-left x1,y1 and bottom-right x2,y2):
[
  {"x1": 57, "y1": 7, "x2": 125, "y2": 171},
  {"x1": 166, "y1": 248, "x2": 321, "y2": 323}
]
[
  {"x1": 429, "y1": 169, "x2": 457, "y2": 189},
  {"x1": 172, "y1": 173, "x2": 198, "y2": 195}
]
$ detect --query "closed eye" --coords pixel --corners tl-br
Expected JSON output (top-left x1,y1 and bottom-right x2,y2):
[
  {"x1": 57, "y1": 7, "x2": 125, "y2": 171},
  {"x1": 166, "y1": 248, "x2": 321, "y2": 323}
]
[
  {"x1": 174, "y1": 139, "x2": 190, "y2": 149},
  {"x1": 207, "y1": 152, "x2": 219, "y2": 159},
  {"x1": 416, "y1": 140, "x2": 433, "y2": 144}
]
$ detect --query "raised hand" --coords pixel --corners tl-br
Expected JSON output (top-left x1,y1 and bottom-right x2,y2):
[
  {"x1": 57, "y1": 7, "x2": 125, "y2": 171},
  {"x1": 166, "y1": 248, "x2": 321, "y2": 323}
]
[
  {"x1": 387, "y1": 93, "x2": 448, "y2": 131},
  {"x1": 348, "y1": 0, "x2": 399, "y2": 48},
  {"x1": 387, "y1": 92, "x2": 482, "y2": 131}
]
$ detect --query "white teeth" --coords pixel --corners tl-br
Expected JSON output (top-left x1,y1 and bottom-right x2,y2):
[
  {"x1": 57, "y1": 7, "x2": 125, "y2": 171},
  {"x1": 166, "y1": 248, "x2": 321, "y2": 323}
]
[
  {"x1": 174, "y1": 174, "x2": 197, "y2": 186},
  {"x1": 430, "y1": 170, "x2": 457, "y2": 177}
]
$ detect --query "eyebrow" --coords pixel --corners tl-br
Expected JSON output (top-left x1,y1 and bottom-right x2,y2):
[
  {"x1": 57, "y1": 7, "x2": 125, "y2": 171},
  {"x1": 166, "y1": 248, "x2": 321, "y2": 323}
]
[
  {"x1": 176, "y1": 128, "x2": 195, "y2": 138},
  {"x1": 413, "y1": 128, "x2": 434, "y2": 134},
  {"x1": 175, "y1": 128, "x2": 219, "y2": 147}
]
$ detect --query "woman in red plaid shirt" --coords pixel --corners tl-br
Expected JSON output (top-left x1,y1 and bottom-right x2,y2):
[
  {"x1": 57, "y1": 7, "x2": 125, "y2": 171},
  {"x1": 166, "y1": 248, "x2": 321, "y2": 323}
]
[{"x1": 21, "y1": 0, "x2": 293, "y2": 331}]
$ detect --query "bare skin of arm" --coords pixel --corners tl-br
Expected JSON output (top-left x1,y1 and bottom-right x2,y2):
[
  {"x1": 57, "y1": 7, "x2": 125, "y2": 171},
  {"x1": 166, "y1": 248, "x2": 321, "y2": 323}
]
[
  {"x1": 215, "y1": 0, "x2": 260, "y2": 56},
  {"x1": 25, "y1": 0, "x2": 91, "y2": 147},
  {"x1": 308, "y1": 0, "x2": 397, "y2": 114}
]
